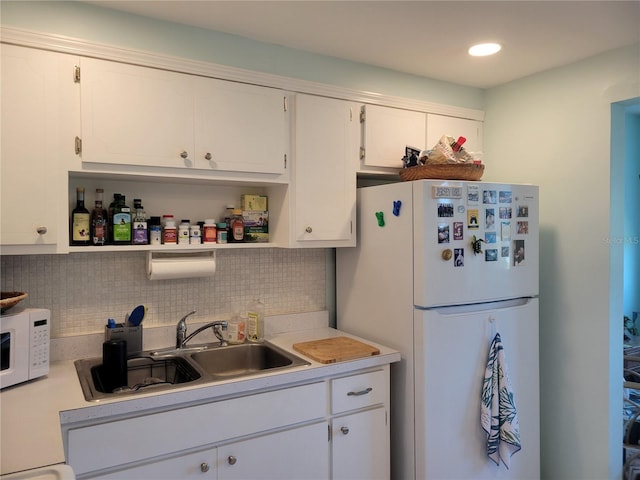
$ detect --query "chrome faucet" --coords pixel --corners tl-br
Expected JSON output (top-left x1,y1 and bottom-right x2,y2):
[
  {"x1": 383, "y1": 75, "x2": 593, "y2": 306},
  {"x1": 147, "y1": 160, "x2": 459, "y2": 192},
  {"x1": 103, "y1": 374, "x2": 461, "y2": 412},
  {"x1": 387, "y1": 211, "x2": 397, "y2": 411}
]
[{"x1": 176, "y1": 310, "x2": 228, "y2": 348}]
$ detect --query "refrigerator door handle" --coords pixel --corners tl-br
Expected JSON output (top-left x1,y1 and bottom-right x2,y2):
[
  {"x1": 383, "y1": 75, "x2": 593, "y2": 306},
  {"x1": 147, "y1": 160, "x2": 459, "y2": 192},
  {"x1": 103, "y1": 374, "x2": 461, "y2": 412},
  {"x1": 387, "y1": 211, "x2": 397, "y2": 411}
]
[{"x1": 421, "y1": 296, "x2": 536, "y2": 315}]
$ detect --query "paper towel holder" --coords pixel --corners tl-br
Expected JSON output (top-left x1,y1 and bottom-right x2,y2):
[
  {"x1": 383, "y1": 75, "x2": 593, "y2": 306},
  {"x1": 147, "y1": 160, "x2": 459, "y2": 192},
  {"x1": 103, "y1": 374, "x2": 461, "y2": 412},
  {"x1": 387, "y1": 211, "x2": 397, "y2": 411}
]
[{"x1": 146, "y1": 250, "x2": 217, "y2": 280}]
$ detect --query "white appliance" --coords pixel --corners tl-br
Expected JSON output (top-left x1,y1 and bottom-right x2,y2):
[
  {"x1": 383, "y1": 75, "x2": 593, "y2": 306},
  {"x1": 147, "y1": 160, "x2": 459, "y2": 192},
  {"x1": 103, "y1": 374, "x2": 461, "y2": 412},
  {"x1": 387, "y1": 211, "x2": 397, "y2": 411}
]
[
  {"x1": 0, "y1": 308, "x2": 50, "y2": 389},
  {"x1": 337, "y1": 179, "x2": 540, "y2": 479}
]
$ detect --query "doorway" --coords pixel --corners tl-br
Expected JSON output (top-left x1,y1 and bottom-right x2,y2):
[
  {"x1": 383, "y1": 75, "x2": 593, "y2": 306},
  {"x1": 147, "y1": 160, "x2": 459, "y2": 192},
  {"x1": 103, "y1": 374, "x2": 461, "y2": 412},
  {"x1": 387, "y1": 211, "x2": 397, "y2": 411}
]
[{"x1": 614, "y1": 97, "x2": 640, "y2": 478}]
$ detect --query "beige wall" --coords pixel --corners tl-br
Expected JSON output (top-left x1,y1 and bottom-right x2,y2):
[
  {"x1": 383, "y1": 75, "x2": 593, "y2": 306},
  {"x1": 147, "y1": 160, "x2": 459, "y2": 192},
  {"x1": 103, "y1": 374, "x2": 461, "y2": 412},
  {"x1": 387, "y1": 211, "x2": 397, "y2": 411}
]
[{"x1": 484, "y1": 43, "x2": 640, "y2": 479}]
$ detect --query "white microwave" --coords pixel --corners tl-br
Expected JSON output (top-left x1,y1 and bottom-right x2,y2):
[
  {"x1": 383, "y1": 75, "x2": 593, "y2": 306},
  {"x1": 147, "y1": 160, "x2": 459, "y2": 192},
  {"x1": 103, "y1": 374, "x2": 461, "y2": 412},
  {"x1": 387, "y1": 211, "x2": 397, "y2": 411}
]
[{"x1": 0, "y1": 308, "x2": 50, "y2": 389}]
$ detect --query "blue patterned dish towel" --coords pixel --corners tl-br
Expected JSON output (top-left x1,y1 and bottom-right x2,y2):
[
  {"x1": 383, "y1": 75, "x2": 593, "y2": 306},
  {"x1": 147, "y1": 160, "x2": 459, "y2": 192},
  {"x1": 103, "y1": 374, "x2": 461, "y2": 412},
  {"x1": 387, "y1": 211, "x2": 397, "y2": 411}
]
[{"x1": 481, "y1": 332, "x2": 522, "y2": 468}]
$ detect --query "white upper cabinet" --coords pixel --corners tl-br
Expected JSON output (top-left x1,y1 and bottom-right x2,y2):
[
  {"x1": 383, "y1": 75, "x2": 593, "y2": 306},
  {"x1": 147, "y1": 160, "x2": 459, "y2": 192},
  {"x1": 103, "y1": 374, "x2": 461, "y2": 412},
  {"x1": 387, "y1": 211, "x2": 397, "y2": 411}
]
[
  {"x1": 426, "y1": 113, "x2": 483, "y2": 155},
  {"x1": 360, "y1": 104, "x2": 426, "y2": 169},
  {"x1": 194, "y1": 77, "x2": 287, "y2": 175},
  {"x1": 80, "y1": 58, "x2": 287, "y2": 175},
  {"x1": 80, "y1": 58, "x2": 194, "y2": 169},
  {"x1": 1, "y1": 44, "x2": 79, "y2": 251},
  {"x1": 290, "y1": 94, "x2": 358, "y2": 247}
]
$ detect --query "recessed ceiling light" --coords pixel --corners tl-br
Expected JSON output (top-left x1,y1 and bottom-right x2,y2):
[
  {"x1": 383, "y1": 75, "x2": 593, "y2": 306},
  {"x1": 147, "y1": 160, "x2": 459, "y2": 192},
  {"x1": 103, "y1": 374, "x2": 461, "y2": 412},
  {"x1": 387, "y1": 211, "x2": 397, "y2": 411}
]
[{"x1": 468, "y1": 43, "x2": 502, "y2": 57}]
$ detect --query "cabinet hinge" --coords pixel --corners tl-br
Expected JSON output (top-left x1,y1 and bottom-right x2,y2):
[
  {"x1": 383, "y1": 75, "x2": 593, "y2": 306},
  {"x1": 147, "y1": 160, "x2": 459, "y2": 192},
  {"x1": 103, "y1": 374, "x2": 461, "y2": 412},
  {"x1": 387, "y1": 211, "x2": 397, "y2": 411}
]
[
  {"x1": 328, "y1": 424, "x2": 332, "y2": 442},
  {"x1": 359, "y1": 107, "x2": 366, "y2": 123},
  {"x1": 349, "y1": 107, "x2": 353, "y2": 122},
  {"x1": 386, "y1": 411, "x2": 388, "y2": 426},
  {"x1": 73, "y1": 65, "x2": 80, "y2": 83},
  {"x1": 75, "y1": 136, "x2": 82, "y2": 155},
  {"x1": 359, "y1": 146, "x2": 366, "y2": 160},
  {"x1": 283, "y1": 96, "x2": 288, "y2": 112},
  {"x1": 350, "y1": 221, "x2": 353, "y2": 234},
  {"x1": 284, "y1": 154, "x2": 287, "y2": 169}
]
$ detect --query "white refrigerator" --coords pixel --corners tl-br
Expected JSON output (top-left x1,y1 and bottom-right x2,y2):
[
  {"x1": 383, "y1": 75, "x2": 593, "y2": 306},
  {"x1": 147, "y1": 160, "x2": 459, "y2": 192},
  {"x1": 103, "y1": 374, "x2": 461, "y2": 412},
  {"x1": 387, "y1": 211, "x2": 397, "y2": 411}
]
[{"x1": 337, "y1": 179, "x2": 540, "y2": 479}]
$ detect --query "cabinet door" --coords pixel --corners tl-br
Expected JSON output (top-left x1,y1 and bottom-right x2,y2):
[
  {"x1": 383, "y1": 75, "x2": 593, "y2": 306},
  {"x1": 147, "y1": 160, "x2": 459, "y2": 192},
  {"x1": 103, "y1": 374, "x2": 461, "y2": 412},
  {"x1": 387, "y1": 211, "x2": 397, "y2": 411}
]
[
  {"x1": 195, "y1": 77, "x2": 286, "y2": 174},
  {"x1": 360, "y1": 104, "x2": 425, "y2": 168},
  {"x1": 1, "y1": 44, "x2": 78, "y2": 248},
  {"x1": 80, "y1": 58, "x2": 194, "y2": 168},
  {"x1": 332, "y1": 407, "x2": 389, "y2": 480},
  {"x1": 292, "y1": 94, "x2": 357, "y2": 246},
  {"x1": 87, "y1": 448, "x2": 217, "y2": 479},
  {"x1": 217, "y1": 421, "x2": 329, "y2": 479},
  {"x1": 426, "y1": 113, "x2": 483, "y2": 155}
]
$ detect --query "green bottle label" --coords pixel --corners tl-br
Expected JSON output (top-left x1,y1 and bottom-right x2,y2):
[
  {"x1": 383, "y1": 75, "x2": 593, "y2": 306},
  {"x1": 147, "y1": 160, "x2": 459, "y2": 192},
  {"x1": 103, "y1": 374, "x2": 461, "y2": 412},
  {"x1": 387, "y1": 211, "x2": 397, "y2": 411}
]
[{"x1": 113, "y1": 212, "x2": 131, "y2": 241}]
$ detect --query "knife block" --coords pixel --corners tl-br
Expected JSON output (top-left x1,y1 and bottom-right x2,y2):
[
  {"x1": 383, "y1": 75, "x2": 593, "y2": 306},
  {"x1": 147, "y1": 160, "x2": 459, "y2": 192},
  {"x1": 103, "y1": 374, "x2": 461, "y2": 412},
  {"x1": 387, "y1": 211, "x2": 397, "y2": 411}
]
[{"x1": 105, "y1": 324, "x2": 142, "y2": 355}]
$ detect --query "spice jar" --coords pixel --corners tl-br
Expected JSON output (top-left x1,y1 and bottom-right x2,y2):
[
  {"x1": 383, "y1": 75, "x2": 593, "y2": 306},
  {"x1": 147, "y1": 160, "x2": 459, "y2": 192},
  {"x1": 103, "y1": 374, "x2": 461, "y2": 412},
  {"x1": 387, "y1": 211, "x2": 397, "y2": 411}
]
[
  {"x1": 163, "y1": 220, "x2": 177, "y2": 244},
  {"x1": 203, "y1": 219, "x2": 217, "y2": 244},
  {"x1": 216, "y1": 222, "x2": 227, "y2": 244}
]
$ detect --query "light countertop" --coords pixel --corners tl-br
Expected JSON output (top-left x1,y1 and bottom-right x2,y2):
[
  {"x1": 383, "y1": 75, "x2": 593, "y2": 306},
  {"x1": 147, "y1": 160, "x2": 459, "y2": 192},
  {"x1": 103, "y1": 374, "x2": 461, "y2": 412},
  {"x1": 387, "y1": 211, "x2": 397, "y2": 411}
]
[{"x1": 1, "y1": 326, "x2": 400, "y2": 476}]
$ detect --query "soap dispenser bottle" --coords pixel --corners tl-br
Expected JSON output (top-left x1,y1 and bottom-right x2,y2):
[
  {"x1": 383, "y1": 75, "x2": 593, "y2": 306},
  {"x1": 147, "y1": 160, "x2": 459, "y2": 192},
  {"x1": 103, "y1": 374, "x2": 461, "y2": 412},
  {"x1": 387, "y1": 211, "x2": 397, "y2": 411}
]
[{"x1": 247, "y1": 298, "x2": 264, "y2": 343}]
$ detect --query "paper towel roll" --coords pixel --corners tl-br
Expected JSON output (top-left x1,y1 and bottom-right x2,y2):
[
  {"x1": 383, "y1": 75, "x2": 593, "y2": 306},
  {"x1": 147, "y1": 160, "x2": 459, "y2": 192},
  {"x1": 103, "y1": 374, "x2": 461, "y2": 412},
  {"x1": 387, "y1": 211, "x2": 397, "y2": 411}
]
[{"x1": 147, "y1": 251, "x2": 216, "y2": 280}]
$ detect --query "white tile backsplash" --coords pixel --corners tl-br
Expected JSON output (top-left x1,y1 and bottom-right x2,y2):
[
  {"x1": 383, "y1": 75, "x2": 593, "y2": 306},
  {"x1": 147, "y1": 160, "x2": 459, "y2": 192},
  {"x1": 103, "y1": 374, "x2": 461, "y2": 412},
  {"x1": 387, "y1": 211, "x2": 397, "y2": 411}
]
[{"x1": 1, "y1": 249, "x2": 327, "y2": 338}]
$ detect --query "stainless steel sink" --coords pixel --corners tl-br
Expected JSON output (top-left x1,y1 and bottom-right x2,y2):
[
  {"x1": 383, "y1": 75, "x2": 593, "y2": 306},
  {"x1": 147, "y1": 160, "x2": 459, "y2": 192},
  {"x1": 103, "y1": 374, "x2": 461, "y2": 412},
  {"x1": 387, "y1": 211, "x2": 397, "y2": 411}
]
[
  {"x1": 189, "y1": 343, "x2": 310, "y2": 379},
  {"x1": 74, "y1": 342, "x2": 310, "y2": 401},
  {"x1": 75, "y1": 355, "x2": 203, "y2": 401}
]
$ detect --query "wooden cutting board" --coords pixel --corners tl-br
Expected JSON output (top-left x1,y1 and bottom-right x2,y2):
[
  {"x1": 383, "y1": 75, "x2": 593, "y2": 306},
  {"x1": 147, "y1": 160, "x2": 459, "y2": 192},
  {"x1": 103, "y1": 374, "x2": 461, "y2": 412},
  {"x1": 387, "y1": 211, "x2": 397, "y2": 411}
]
[{"x1": 293, "y1": 336, "x2": 380, "y2": 364}]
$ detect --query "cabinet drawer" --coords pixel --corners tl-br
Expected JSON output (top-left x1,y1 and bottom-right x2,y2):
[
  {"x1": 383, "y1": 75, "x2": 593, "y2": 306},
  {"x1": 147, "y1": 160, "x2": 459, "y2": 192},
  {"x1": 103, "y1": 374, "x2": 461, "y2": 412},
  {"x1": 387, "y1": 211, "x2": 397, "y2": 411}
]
[
  {"x1": 68, "y1": 382, "x2": 326, "y2": 475},
  {"x1": 331, "y1": 369, "x2": 386, "y2": 414}
]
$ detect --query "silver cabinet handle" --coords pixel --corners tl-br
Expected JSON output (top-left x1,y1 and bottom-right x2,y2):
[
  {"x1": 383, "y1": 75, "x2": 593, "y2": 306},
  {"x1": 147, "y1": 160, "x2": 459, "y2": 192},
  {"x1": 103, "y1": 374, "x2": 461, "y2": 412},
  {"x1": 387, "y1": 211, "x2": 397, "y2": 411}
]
[
  {"x1": 200, "y1": 462, "x2": 210, "y2": 473},
  {"x1": 305, "y1": 226, "x2": 313, "y2": 233},
  {"x1": 347, "y1": 387, "x2": 372, "y2": 397},
  {"x1": 180, "y1": 151, "x2": 189, "y2": 159},
  {"x1": 36, "y1": 226, "x2": 47, "y2": 235},
  {"x1": 204, "y1": 152, "x2": 212, "y2": 161},
  {"x1": 340, "y1": 426, "x2": 350, "y2": 435},
  {"x1": 227, "y1": 455, "x2": 237, "y2": 466}
]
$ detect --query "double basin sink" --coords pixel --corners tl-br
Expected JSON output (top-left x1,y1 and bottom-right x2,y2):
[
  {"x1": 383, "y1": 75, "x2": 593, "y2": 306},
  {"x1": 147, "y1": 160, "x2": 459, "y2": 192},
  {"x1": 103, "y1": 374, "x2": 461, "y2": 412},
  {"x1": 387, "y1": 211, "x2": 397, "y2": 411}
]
[{"x1": 74, "y1": 342, "x2": 310, "y2": 402}]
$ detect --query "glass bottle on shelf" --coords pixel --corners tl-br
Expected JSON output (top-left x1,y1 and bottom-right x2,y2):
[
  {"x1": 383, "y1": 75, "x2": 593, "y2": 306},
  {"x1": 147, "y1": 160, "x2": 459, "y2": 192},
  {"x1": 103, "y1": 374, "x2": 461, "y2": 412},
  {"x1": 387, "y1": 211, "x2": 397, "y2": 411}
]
[
  {"x1": 230, "y1": 209, "x2": 245, "y2": 243},
  {"x1": 108, "y1": 193, "x2": 122, "y2": 244},
  {"x1": 112, "y1": 195, "x2": 132, "y2": 245},
  {"x1": 90, "y1": 188, "x2": 107, "y2": 246},
  {"x1": 71, "y1": 187, "x2": 90, "y2": 246},
  {"x1": 132, "y1": 199, "x2": 148, "y2": 245}
]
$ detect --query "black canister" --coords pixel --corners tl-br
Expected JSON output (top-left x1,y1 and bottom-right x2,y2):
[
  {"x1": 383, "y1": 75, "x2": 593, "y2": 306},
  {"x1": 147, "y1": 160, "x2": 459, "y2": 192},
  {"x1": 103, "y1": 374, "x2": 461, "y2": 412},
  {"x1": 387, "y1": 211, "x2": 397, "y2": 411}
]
[{"x1": 102, "y1": 339, "x2": 128, "y2": 392}]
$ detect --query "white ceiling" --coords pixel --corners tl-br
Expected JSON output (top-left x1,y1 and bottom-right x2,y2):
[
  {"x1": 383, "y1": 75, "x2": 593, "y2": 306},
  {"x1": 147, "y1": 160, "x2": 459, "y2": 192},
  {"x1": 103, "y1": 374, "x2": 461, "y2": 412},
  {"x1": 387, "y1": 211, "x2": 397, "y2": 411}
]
[{"x1": 87, "y1": 0, "x2": 640, "y2": 88}]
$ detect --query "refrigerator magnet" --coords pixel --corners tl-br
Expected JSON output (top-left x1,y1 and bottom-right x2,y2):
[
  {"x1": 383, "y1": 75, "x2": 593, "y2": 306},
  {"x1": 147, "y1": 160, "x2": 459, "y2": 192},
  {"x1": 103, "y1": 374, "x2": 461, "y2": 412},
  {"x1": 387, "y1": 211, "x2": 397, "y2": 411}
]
[
  {"x1": 375, "y1": 211, "x2": 385, "y2": 227},
  {"x1": 485, "y1": 249, "x2": 498, "y2": 261},
  {"x1": 485, "y1": 208, "x2": 495, "y2": 229},
  {"x1": 499, "y1": 207, "x2": 512, "y2": 219},
  {"x1": 501, "y1": 246, "x2": 510, "y2": 258},
  {"x1": 514, "y1": 240, "x2": 526, "y2": 266},
  {"x1": 499, "y1": 191, "x2": 513, "y2": 203},
  {"x1": 437, "y1": 202, "x2": 454, "y2": 217},
  {"x1": 517, "y1": 205, "x2": 529, "y2": 217},
  {"x1": 438, "y1": 224, "x2": 450, "y2": 243},
  {"x1": 467, "y1": 209, "x2": 480, "y2": 229},
  {"x1": 467, "y1": 184, "x2": 480, "y2": 205},
  {"x1": 485, "y1": 232, "x2": 497, "y2": 244},
  {"x1": 454, "y1": 248, "x2": 464, "y2": 267},
  {"x1": 517, "y1": 221, "x2": 529, "y2": 234},
  {"x1": 393, "y1": 200, "x2": 402, "y2": 216},
  {"x1": 453, "y1": 222, "x2": 463, "y2": 240},
  {"x1": 501, "y1": 222, "x2": 511, "y2": 241},
  {"x1": 483, "y1": 190, "x2": 497, "y2": 204}
]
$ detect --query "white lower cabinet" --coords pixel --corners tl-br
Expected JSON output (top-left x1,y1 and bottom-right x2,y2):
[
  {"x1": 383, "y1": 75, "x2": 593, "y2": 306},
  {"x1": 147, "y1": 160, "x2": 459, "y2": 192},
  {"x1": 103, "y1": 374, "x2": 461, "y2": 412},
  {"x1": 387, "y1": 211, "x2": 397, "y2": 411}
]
[
  {"x1": 332, "y1": 407, "x2": 388, "y2": 480},
  {"x1": 88, "y1": 448, "x2": 218, "y2": 479},
  {"x1": 65, "y1": 367, "x2": 390, "y2": 480},
  {"x1": 218, "y1": 422, "x2": 329, "y2": 480}
]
